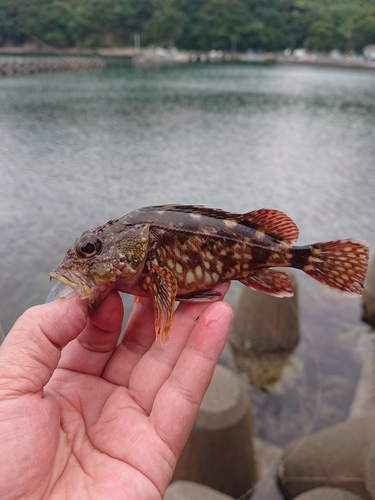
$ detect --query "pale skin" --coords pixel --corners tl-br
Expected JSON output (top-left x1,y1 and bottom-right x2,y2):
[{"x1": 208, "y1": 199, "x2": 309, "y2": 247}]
[{"x1": 0, "y1": 284, "x2": 232, "y2": 500}]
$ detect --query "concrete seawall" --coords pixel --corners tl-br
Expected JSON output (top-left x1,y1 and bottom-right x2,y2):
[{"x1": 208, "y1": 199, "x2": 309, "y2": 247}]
[{"x1": 0, "y1": 56, "x2": 105, "y2": 77}]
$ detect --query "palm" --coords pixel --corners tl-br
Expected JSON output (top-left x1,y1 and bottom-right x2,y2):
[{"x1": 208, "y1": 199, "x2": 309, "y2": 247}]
[
  {"x1": 44, "y1": 373, "x2": 169, "y2": 499},
  {"x1": 0, "y1": 287, "x2": 232, "y2": 500}
]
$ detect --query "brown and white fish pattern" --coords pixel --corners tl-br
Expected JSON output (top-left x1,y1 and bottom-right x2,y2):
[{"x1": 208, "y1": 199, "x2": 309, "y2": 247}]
[{"x1": 50, "y1": 205, "x2": 369, "y2": 342}]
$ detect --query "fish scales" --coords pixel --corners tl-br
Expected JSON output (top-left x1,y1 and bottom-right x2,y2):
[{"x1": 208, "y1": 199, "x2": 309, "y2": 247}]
[
  {"x1": 50, "y1": 204, "x2": 370, "y2": 343},
  {"x1": 125, "y1": 214, "x2": 277, "y2": 294}
]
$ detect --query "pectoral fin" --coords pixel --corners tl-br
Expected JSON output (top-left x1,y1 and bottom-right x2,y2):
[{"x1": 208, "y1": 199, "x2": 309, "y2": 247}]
[
  {"x1": 240, "y1": 270, "x2": 293, "y2": 298},
  {"x1": 150, "y1": 263, "x2": 178, "y2": 343}
]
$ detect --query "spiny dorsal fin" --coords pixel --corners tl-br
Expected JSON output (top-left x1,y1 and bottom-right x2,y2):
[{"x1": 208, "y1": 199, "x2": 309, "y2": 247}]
[
  {"x1": 149, "y1": 204, "x2": 233, "y2": 218},
  {"x1": 149, "y1": 205, "x2": 299, "y2": 244}
]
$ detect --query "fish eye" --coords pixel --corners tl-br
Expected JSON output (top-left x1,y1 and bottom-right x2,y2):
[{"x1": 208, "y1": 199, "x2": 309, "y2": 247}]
[{"x1": 75, "y1": 234, "x2": 102, "y2": 259}]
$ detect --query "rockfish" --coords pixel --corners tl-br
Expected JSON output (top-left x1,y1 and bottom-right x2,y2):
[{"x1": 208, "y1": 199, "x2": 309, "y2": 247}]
[{"x1": 50, "y1": 205, "x2": 369, "y2": 342}]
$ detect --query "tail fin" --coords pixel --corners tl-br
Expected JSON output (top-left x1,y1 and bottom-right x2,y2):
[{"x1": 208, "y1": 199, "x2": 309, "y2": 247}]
[{"x1": 302, "y1": 239, "x2": 369, "y2": 297}]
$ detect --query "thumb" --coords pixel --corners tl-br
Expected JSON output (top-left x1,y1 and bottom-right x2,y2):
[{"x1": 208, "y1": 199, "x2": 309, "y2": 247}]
[{"x1": 0, "y1": 294, "x2": 88, "y2": 397}]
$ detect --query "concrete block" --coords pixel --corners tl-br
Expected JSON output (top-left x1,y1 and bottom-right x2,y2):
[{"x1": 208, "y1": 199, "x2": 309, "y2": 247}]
[
  {"x1": 365, "y1": 431, "x2": 375, "y2": 499},
  {"x1": 172, "y1": 365, "x2": 256, "y2": 498},
  {"x1": 229, "y1": 274, "x2": 299, "y2": 387},
  {"x1": 362, "y1": 256, "x2": 375, "y2": 328},
  {"x1": 278, "y1": 411, "x2": 375, "y2": 500},
  {"x1": 294, "y1": 487, "x2": 364, "y2": 500},
  {"x1": 164, "y1": 480, "x2": 235, "y2": 500}
]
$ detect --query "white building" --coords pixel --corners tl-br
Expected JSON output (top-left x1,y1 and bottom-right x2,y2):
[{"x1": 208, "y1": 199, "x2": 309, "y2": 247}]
[{"x1": 363, "y1": 45, "x2": 375, "y2": 60}]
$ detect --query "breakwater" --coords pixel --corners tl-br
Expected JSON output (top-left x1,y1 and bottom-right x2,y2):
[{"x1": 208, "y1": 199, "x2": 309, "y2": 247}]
[{"x1": 0, "y1": 56, "x2": 105, "y2": 77}]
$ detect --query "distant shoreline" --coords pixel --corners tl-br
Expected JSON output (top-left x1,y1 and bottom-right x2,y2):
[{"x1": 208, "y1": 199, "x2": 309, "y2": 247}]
[
  {"x1": 0, "y1": 46, "x2": 374, "y2": 71},
  {"x1": 275, "y1": 54, "x2": 375, "y2": 71}
]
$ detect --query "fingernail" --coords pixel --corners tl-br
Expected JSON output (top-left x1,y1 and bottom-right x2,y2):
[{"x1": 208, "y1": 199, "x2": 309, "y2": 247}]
[{"x1": 204, "y1": 302, "x2": 233, "y2": 327}]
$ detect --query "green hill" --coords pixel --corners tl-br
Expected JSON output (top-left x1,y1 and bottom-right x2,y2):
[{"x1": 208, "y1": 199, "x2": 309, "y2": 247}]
[{"x1": 0, "y1": 0, "x2": 374, "y2": 52}]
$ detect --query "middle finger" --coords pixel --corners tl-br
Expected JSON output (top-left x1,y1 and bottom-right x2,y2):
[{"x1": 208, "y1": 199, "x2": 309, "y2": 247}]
[{"x1": 103, "y1": 283, "x2": 230, "y2": 413}]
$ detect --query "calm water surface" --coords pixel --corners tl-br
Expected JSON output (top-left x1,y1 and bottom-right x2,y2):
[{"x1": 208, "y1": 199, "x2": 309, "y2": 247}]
[
  {"x1": 0, "y1": 63, "x2": 374, "y2": 455},
  {"x1": 1, "y1": 63, "x2": 374, "y2": 333}
]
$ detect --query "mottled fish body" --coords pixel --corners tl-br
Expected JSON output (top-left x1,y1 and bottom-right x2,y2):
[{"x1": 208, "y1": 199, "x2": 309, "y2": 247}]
[{"x1": 50, "y1": 205, "x2": 369, "y2": 342}]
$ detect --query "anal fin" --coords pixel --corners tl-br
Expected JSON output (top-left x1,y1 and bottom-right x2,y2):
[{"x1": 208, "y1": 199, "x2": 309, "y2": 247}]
[
  {"x1": 150, "y1": 263, "x2": 177, "y2": 343},
  {"x1": 240, "y1": 270, "x2": 293, "y2": 298}
]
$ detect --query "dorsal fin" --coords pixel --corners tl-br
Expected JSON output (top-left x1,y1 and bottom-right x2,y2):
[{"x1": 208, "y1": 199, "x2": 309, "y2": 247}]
[
  {"x1": 147, "y1": 205, "x2": 299, "y2": 244},
  {"x1": 233, "y1": 208, "x2": 299, "y2": 244}
]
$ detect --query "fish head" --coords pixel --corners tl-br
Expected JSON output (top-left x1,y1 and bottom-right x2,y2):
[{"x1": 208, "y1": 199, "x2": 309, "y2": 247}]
[{"x1": 49, "y1": 221, "x2": 150, "y2": 306}]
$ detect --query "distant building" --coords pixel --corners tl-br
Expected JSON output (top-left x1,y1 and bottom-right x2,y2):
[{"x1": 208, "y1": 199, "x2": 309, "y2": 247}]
[
  {"x1": 293, "y1": 48, "x2": 307, "y2": 59},
  {"x1": 363, "y1": 45, "x2": 375, "y2": 60}
]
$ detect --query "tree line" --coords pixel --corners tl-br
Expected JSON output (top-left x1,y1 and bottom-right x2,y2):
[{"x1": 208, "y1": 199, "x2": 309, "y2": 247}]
[{"x1": 0, "y1": 0, "x2": 374, "y2": 53}]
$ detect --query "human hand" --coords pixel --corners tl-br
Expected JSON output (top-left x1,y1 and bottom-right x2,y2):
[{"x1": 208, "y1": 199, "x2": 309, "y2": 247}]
[{"x1": 0, "y1": 285, "x2": 232, "y2": 500}]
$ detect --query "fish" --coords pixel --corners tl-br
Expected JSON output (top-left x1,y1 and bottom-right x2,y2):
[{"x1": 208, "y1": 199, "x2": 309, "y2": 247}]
[{"x1": 50, "y1": 204, "x2": 370, "y2": 343}]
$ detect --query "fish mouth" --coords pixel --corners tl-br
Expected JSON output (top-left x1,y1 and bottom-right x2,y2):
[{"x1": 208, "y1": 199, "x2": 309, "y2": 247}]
[{"x1": 49, "y1": 268, "x2": 94, "y2": 299}]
